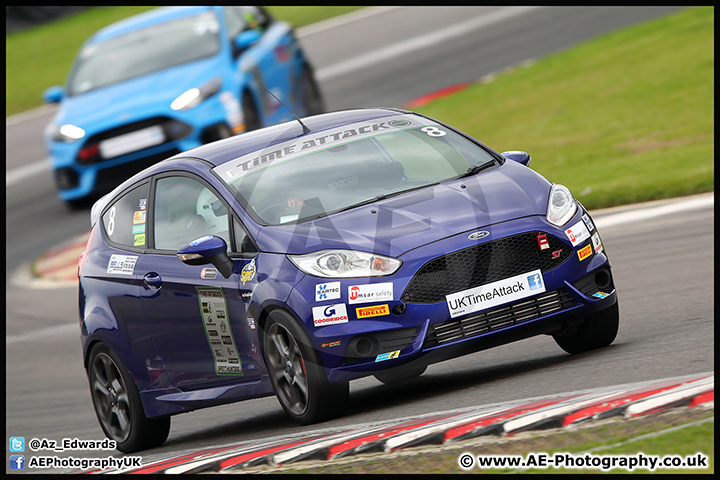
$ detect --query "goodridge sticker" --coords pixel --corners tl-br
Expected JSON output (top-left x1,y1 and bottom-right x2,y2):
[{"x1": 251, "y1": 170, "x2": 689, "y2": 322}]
[
  {"x1": 197, "y1": 287, "x2": 243, "y2": 375},
  {"x1": 312, "y1": 304, "x2": 348, "y2": 327},
  {"x1": 446, "y1": 270, "x2": 546, "y2": 319}
]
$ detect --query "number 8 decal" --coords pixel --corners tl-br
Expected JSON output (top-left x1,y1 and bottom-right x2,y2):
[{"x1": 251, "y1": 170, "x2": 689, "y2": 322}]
[
  {"x1": 107, "y1": 206, "x2": 116, "y2": 236},
  {"x1": 421, "y1": 126, "x2": 446, "y2": 137}
]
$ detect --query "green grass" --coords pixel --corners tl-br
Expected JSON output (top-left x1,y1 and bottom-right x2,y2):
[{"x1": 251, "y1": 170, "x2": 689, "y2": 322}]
[
  {"x1": 5, "y1": 6, "x2": 364, "y2": 117},
  {"x1": 416, "y1": 6, "x2": 714, "y2": 210}
]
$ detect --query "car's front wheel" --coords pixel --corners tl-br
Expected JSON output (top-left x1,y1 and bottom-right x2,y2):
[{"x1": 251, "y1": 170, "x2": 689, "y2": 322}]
[
  {"x1": 553, "y1": 301, "x2": 619, "y2": 354},
  {"x1": 262, "y1": 309, "x2": 348, "y2": 424},
  {"x1": 87, "y1": 344, "x2": 170, "y2": 453}
]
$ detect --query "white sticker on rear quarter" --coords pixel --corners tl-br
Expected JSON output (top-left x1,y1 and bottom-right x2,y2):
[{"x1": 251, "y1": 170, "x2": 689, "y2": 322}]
[{"x1": 107, "y1": 255, "x2": 138, "y2": 275}]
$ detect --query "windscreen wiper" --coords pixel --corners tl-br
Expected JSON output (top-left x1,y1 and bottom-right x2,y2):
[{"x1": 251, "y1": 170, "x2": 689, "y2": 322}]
[
  {"x1": 332, "y1": 182, "x2": 440, "y2": 215},
  {"x1": 457, "y1": 159, "x2": 499, "y2": 179}
]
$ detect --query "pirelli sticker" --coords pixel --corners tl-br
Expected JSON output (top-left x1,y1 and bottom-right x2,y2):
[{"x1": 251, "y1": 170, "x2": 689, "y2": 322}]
[
  {"x1": 356, "y1": 304, "x2": 390, "y2": 318},
  {"x1": 197, "y1": 287, "x2": 243, "y2": 375}
]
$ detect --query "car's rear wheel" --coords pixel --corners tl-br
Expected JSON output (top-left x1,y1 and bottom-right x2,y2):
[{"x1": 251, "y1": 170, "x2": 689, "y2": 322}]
[
  {"x1": 374, "y1": 365, "x2": 427, "y2": 385},
  {"x1": 242, "y1": 90, "x2": 262, "y2": 132},
  {"x1": 87, "y1": 344, "x2": 170, "y2": 452},
  {"x1": 301, "y1": 64, "x2": 325, "y2": 116},
  {"x1": 262, "y1": 309, "x2": 348, "y2": 424},
  {"x1": 553, "y1": 301, "x2": 619, "y2": 354}
]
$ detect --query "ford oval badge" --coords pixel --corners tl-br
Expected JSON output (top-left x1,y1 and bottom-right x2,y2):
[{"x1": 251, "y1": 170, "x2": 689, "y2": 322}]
[{"x1": 468, "y1": 231, "x2": 490, "y2": 240}]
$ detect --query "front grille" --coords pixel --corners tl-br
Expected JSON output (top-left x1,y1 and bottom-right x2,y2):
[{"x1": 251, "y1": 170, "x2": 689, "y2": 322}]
[
  {"x1": 424, "y1": 289, "x2": 574, "y2": 348},
  {"x1": 78, "y1": 117, "x2": 192, "y2": 165},
  {"x1": 402, "y1": 232, "x2": 571, "y2": 304}
]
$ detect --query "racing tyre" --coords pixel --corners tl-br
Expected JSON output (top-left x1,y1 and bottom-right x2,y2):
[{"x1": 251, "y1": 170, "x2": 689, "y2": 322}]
[
  {"x1": 553, "y1": 301, "x2": 619, "y2": 354},
  {"x1": 301, "y1": 64, "x2": 325, "y2": 116},
  {"x1": 374, "y1": 365, "x2": 427, "y2": 385},
  {"x1": 262, "y1": 309, "x2": 349, "y2": 424},
  {"x1": 242, "y1": 90, "x2": 262, "y2": 132},
  {"x1": 87, "y1": 344, "x2": 170, "y2": 453}
]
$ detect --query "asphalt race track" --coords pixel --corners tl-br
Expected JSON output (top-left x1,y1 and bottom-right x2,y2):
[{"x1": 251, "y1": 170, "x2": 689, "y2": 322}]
[{"x1": 6, "y1": 6, "x2": 711, "y2": 474}]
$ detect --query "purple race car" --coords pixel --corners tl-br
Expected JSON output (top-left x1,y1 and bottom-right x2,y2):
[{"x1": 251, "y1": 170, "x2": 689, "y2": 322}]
[{"x1": 78, "y1": 107, "x2": 618, "y2": 451}]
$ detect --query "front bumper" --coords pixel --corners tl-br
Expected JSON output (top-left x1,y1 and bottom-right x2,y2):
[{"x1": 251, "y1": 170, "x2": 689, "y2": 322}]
[
  {"x1": 284, "y1": 208, "x2": 617, "y2": 383},
  {"x1": 48, "y1": 92, "x2": 242, "y2": 201}
]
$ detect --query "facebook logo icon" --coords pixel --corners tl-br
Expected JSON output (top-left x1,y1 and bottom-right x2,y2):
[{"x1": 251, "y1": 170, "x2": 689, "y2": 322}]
[
  {"x1": 527, "y1": 273, "x2": 543, "y2": 291},
  {"x1": 10, "y1": 455, "x2": 25, "y2": 470}
]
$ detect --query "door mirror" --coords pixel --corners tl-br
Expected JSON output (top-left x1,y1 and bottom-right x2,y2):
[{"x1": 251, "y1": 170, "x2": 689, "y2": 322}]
[
  {"x1": 177, "y1": 235, "x2": 233, "y2": 278},
  {"x1": 501, "y1": 150, "x2": 532, "y2": 167},
  {"x1": 234, "y1": 29, "x2": 262, "y2": 55},
  {"x1": 44, "y1": 85, "x2": 64, "y2": 104}
]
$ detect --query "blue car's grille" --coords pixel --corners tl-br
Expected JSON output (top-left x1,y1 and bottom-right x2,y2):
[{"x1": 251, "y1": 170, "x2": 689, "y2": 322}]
[
  {"x1": 401, "y1": 232, "x2": 572, "y2": 304},
  {"x1": 423, "y1": 289, "x2": 574, "y2": 348},
  {"x1": 77, "y1": 117, "x2": 192, "y2": 165}
]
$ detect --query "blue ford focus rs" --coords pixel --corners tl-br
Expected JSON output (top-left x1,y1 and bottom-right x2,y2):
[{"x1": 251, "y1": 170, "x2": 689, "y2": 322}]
[
  {"x1": 78, "y1": 108, "x2": 618, "y2": 452},
  {"x1": 43, "y1": 6, "x2": 323, "y2": 208}
]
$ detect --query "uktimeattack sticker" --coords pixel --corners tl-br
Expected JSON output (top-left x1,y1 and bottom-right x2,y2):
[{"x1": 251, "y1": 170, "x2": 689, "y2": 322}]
[
  {"x1": 312, "y1": 304, "x2": 349, "y2": 327},
  {"x1": 107, "y1": 255, "x2": 137, "y2": 275},
  {"x1": 348, "y1": 282, "x2": 393, "y2": 304},
  {"x1": 446, "y1": 270, "x2": 545, "y2": 319},
  {"x1": 564, "y1": 220, "x2": 591, "y2": 247},
  {"x1": 315, "y1": 282, "x2": 341, "y2": 302},
  {"x1": 582, "y1": 213, "x2": 595, "y2": 232},
  {"x1": 197, "y1": 287, "x2": 242, "y2": 375}
]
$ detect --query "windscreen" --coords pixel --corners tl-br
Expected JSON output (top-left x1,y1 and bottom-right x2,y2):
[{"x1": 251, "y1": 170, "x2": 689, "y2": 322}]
[
  {"x1": 68, "y1": 10, "x2": 221, "y2": 95},
  {"x1": 214, "y1": 114, "x2": 498, "y2": 225}
]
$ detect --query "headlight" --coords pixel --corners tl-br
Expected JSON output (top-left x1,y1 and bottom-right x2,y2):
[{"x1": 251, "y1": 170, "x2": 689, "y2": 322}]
[
  {"x1": 51, "y1": 123, "x2": 85, "y2": 142},
  {"x1": 546, "y1": 184, "x2": 577, "y2": 226},
  {"x1": 288, "y1": 250, "x2": 402, "y2": 278},
  {"x1": 171, "y1": 77, "x2": 222, "y2": 111}
]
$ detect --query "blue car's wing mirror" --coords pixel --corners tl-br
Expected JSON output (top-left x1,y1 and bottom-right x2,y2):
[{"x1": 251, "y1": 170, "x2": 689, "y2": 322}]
[
  {"x1": 44, "y1": 85, "x2": 64, "y2": 104},
  {"x1": 234, "y1": 29, "x2": 262, "y2": 55}
]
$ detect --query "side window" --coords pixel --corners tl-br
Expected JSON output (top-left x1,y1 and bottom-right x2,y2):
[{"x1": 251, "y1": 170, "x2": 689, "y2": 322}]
[
  {"x1": 224, "y1": 6, "x2": 269, "y2": 38},
  {"x1": 102, "y1": 183, "x2": 150, "y2": 249},
  {"x1": 154, "y1": 176, "x2": 230, "y2": 251}
]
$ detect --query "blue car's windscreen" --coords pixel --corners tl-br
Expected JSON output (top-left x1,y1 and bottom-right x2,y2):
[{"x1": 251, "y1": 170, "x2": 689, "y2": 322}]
[
  {"x1": 67, "y1": 11, "x2": 221, "y2": 95},
  {"x1": 214, "y1": 114, "x2": 498, "y2": 225}
]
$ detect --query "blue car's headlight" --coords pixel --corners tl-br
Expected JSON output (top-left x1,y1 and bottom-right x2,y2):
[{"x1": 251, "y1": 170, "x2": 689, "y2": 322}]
[
  {"x1": 546, "y1": 184, "x2": 577, "y2": 227},
  {"x1": 288, "y1": 250, "x2": 402, "y2": 278},
  {"x1": 50, "y1": 123, "x2": 86, "y2": 142},
  {"x1": 171, "y1": 77, "x2": 222, "y2": 111}
]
